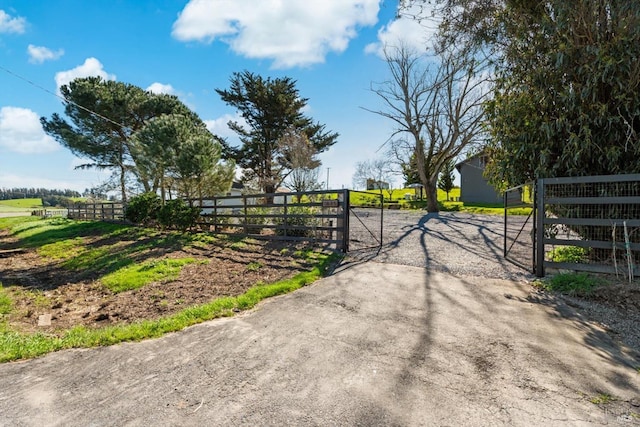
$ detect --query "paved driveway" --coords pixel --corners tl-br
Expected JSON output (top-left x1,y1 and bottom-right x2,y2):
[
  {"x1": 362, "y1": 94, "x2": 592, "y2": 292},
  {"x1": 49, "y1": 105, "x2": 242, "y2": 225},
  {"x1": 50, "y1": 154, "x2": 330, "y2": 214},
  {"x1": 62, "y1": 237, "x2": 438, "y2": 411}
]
[{"x1": 1, "y1": 260, "x2": 639, "y2": 426}]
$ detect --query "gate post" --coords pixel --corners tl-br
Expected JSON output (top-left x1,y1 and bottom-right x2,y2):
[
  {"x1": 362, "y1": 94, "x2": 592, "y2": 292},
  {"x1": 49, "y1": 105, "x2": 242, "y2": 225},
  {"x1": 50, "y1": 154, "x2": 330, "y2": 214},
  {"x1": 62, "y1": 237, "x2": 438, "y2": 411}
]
[
  {"x1": 535, "y1": 179, "x2": 545, "y2": 277},
  {"x1": 337, "y1": 190, "x2": 349, "y2": 252},
  {"x1": 503, "y1": 190, "x2": 507, "y2": 258}
]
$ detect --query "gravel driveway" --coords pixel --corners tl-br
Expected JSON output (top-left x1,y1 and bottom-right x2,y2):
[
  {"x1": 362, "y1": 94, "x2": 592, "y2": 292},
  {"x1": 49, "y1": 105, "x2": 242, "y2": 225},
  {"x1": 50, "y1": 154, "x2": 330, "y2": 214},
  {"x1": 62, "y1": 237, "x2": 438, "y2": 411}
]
[{"x1": 349, "y1": 210, "x2": 534, "y2": 281}]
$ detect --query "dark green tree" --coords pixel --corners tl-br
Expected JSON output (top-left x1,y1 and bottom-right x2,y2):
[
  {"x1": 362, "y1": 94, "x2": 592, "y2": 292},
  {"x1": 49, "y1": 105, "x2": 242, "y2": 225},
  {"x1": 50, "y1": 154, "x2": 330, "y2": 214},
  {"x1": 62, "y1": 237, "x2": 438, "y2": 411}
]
[
  {"x1": 216, "y1": 71, "x2": 338, "y2": 196},
  {"x1": 41, "y1": 77, "x2": 205, "y2": 201},
  {"x1": 438, "y1": 159, "x2": 455, "y2": 201},
  {"x1": 485, "y1": 1, "x2": 640, "y2": 187},
  {"x1": 403, "y1": 0, "x2": 640, "y2": 187},
  {"x1": 133, "y1": 114, "x2": 235, "y2": 205},
  {"x1": 401, "y1": 153, "x2": 420, "y2": 187}
]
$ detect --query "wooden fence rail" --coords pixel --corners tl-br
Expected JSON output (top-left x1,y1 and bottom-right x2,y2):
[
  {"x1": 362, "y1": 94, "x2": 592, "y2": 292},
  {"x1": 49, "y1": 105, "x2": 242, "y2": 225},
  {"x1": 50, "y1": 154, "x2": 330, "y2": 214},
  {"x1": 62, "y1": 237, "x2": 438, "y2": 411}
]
[
  {"x1": 65, "y1": 190, "x2": 353, "y2": 251},
  {"x1": 67, "y1": 203, "x2": 125, "y2": 221}
]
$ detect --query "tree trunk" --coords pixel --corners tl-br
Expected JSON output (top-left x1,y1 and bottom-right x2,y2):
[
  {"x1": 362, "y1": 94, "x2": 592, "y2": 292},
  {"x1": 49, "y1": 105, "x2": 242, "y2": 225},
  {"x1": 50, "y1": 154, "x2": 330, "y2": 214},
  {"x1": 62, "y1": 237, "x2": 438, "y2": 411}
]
[
  {"x1": 264, "y1": 183, "x2": 275, "y2": 205},
  {"x1": 120, "y1": 165, "x2": 127, "y2": 203},
  {"x1": 426, "y1": 179, "x2": 439, "y2": 212}
]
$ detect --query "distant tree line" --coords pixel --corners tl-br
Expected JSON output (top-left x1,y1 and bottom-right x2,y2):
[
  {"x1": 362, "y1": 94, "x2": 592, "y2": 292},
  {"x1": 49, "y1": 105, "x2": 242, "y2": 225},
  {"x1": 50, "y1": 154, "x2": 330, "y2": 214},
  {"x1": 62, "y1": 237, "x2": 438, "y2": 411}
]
[{"x1": 0, "y1": 188, "x2": 81, "y2": 200}]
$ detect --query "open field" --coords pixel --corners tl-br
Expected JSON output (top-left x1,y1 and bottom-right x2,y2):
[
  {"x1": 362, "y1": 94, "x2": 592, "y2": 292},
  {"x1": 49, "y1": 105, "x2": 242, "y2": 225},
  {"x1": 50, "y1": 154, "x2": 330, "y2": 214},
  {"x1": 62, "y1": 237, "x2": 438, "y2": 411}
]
[
  {"x1": 356, "y1": 187, "x2": 532, "y2": 215},
  {"x1": 0, "y1": 198, "x2": 43, "y2": 215}
]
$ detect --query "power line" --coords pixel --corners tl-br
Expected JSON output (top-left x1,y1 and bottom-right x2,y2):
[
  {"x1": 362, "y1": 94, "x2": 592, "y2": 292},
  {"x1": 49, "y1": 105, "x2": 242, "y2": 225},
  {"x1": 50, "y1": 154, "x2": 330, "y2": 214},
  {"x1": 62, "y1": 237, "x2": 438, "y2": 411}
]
[{"x1": 0, "y1": 64, "x2": 128, "y2": 129}]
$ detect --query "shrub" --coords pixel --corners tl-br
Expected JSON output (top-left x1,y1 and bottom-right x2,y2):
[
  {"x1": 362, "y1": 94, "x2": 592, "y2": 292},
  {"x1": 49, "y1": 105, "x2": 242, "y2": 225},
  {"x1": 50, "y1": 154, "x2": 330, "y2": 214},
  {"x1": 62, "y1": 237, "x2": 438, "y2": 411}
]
[
  {"x1": 547, "y1": 246, "x2": 587, "y2": 263},
  {"x1": 275, "y1": 206, "x2": 319, "y2": 237},
  {"x1": 125, "y1": 193, "x2": 161, "y2": 225},
  {"x1": 157, "y1": 199, "x2": 200, "y2": 231},
  {"x1": 242, "y1": 207, "x2": 269, "y2": 234}
]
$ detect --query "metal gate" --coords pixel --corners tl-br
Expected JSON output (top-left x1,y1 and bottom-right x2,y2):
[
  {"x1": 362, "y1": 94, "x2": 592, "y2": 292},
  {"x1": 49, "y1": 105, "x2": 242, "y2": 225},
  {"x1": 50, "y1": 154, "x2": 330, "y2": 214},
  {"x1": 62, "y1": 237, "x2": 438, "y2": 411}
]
[
  {"x1": 504, "y1": 182, "x2": 536, "y2": 273},
  {"x1": 345, "y1": 190, "x2": 383, "y2": 252}
]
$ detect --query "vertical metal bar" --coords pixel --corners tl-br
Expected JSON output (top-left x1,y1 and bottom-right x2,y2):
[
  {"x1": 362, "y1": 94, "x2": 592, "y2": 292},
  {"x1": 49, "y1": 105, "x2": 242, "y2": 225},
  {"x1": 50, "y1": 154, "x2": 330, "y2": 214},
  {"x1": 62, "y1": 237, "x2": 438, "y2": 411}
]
[
  {"x1": 379, "y1": 191, "x2": 383, "y2": 250},
  {"x1": 283, "y1": 194, "x2": 288, "y2": 237},
  {"x1": 243, "y1": 195, "x2": 248, "y2": 235},
  {"x1": 535, "y1": 179, "x2": 545, "y2": 277},
  {"x1": 504, "y1": 190, "x2": 508, "y2": 258},
  {"x1": 214, "y1": 197, "x2": 218, "y2": 233},
  {"x1": 342, "y1": 189, "x2": 350, "y2": 252}
]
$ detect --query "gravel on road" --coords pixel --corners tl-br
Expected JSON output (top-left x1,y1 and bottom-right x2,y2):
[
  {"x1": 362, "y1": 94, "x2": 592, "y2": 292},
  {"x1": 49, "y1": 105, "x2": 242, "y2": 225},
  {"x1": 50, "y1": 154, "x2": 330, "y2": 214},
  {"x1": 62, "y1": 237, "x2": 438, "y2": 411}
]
[{"x1": 349, "y1": 210, "x2": 534, "y2": 281}]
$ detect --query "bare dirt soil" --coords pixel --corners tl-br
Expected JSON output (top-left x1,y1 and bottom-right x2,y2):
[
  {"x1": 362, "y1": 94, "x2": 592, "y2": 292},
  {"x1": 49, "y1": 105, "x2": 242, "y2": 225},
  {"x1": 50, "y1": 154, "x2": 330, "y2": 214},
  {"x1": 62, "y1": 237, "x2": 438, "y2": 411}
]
[{"x1": 0, "y1": 229, "x2": 317, "y2": 335}]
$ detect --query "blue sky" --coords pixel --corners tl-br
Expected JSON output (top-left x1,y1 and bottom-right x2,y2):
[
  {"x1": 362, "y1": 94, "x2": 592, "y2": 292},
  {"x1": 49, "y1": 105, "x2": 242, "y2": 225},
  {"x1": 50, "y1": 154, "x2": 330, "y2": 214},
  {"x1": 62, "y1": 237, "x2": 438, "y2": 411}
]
[{"x1": 0, "y1": 0, "x2": 432, "y2": 194}]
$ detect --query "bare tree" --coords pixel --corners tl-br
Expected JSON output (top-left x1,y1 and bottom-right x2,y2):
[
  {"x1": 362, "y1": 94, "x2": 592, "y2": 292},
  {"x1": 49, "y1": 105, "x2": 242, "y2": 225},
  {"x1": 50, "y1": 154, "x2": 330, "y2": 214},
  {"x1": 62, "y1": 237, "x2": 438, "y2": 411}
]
[
  {"x1": 278, "y1": 128, "x2": 323, "y2": 192},
  {"x1": 367, "y1": 43, "x2": 489, "y2": 211},
  {"x1": 352, "y1": 158, "x2": 396, "y2": 199}
]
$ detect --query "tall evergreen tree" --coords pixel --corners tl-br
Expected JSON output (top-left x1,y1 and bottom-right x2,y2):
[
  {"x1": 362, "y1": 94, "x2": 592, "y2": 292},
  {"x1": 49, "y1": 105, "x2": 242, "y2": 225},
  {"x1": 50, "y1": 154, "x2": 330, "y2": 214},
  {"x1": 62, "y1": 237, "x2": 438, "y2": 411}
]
[
  {"x1": 438, "y1": 159, "x2": 455, "y2": 201},
  {"x1": 133, "y1": 114, "x2": 234, "y2": 205},
  {"x1": 41, "y1": 77, "x2": 206, "y2": 201},
  {"x1": 216, "y1": 71, "x2": 338, "y2": 196}
]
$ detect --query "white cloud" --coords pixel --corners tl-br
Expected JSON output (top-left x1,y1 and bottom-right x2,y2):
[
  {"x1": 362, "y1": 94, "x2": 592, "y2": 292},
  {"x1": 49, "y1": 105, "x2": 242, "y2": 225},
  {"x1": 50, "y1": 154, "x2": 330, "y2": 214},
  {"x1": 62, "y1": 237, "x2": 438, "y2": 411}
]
[
  {"x1": 0, "y1": 106, "x2": 59, "y2": 154},
  {"x1": 54, "y1": 58, "x2": 116, "y2": 92},
  {"x1": 146, "y1": 82, "x2": 176, "y2": 95},
  {"x1": 364, "y1": 3, "x2": 437, "y2": 57},
  {"x1": 0, "y1": 10, "x2": 26, "y2": 34},
  {"x1": 172, "y1": 0, "x2": 380, "y2": 68},
  {"x1": 27, "y1": 44, "x2": 64, "y2": 64},
  {"x1": 204, "y1": 113, "x2": 247, "y2": 143}
]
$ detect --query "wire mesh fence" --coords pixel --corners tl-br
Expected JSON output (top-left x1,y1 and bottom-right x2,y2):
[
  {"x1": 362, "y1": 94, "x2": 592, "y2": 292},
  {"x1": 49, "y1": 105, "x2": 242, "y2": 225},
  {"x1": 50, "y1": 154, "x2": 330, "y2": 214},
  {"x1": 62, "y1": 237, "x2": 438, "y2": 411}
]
[
  {"x1": 504, "y1": 183, "x2": 535, "y2": 272},
  {"x1": 538, "y1": 174, "x2": 640, "y2": 279},
  {"x1": 346, "y1": 191, "x2": 383, "y2": 252}
]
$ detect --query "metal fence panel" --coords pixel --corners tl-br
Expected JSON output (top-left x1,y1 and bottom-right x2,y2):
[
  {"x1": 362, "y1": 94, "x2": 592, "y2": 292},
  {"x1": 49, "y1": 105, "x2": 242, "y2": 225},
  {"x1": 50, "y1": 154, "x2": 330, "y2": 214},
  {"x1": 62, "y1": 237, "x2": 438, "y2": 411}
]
[
  {"x1": 504, "y1": 183, "x2": 535, "y2": 273},
  {"x1": 537, "y1": 174, "x2": 640, "y2": 278},
  {"x1": 193, "y1": 189, "x2": 349, "y2": 251}
]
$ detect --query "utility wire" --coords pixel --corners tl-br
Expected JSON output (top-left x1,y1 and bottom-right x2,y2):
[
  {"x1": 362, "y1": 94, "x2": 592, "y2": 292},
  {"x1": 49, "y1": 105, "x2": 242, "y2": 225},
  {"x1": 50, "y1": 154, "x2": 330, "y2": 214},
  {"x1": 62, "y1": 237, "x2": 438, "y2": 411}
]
[{"x1": 0, "y1": 64, "x2": 128, "y2": 129}]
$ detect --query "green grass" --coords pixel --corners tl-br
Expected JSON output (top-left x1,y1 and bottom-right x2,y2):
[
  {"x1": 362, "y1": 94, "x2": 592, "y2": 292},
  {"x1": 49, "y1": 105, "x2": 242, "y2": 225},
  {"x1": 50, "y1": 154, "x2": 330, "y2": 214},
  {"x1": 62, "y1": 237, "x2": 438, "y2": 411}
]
[
  {"x1": 0, "y1": 198, "x2": 43, "y2": 209},
  {"x1": 246, "y1": 261, "x2": 263, "y2": 272},
  {"x1": 0, "y1": 284, "x2": 12, "y2": 315},
  {"x1": 0, "y1": 252, "x2": 340, "y2": 363},
  {"x1": 536, "y1": 272, "x2": 603, "y2": 296},
  {"x1": 352, "y1": 187, "x2": 532, "y2": 215},
  {"x1": 8, "y1": 218, "x2": 126, "y2": 248},
  {"x1": 38, "y1": 238, "x2": 86, "y2": 259},
  {"x1": 0, "y1": 216, "x2": 41, "y2": 228},
  {"x1": 101, "y1": 258, "x2": 201, "y2": 293}
]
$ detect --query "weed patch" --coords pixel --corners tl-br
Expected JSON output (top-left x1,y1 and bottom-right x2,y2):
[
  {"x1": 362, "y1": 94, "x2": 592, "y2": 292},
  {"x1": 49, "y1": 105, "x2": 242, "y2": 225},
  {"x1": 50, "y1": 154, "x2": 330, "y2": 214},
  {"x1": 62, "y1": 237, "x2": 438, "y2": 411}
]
[
  {"x1": 589, "y1": 393, "x2": 615, "y2": 405},
  {"x1": 537, "y1": 273, "x2": 604, "y2": 296}
]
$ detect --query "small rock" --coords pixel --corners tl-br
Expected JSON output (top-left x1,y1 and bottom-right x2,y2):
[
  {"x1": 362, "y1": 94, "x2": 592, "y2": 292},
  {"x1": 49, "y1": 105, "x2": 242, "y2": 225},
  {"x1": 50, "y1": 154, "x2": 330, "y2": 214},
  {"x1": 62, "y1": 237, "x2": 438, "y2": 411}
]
[{"x1": 38, "y1": 313, "x2": 52, "y2": 327}]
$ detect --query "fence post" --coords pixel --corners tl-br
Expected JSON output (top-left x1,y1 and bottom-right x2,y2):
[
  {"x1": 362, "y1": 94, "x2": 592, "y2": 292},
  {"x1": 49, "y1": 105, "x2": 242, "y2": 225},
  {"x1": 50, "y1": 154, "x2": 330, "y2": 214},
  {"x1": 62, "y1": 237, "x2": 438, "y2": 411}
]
[
  {"x1": 243, "y1": 195, "x2": 248, "y2": 235},
  {"x1": 535, "y1": 179, "x2": 545, "y2": 277},
  {"x1": 338, "y1": 190, "x2": 349, "y2": 252},
  {"x1": 283, "y1": 195, "x2": 288, "y2": 237}
]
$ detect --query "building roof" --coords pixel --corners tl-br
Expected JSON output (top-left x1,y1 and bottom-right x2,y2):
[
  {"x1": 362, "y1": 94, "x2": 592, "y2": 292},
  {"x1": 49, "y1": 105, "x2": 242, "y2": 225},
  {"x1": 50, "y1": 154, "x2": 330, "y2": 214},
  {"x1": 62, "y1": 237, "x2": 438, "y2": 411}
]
[{"x1": 455, "y1": 150, "x2": 488, "y2": 172}]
